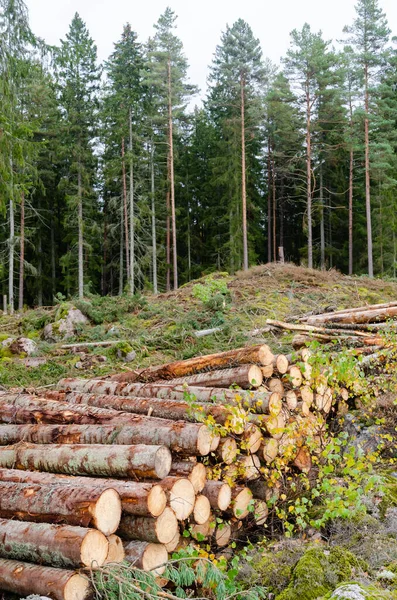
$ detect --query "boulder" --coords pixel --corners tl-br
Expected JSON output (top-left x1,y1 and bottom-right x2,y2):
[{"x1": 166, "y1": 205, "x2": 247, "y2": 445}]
[
  {"x1": 43, "y1": 308, "x2": 88, "y2": 342},
  {"x1": 1, "y1": 338, "x2": 14, "y2": 348},
  {"x1": 9, "y1": 337, "x2": 38, "y2": 357}
]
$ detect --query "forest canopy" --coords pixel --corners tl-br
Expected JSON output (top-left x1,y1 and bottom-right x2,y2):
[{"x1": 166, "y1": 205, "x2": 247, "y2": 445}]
[{"x1": 1, "y1": 0, "x2": 397, "y2": 310}]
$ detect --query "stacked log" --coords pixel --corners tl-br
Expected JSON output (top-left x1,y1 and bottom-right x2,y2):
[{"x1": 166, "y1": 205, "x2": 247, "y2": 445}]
[{"x1": 0, "y1": 343, "x2": 339, "y2": 598}]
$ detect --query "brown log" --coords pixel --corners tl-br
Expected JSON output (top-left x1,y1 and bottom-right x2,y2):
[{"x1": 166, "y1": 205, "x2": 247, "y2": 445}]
[
  {"x1": 216, "y1": 437, "x2": 238, "y2": 465},
  {"x1": 262, "y1": 413, "x2": 286, "y2": 439},
  {"x1": 261, "y1": 364, "x2": 274, "y2": 378},
  {"x1": 170, "y1": 461, "x2": 207, "y2": 493},
  {"x1": 293, "y1": 447, "x2": 312, "y2": 473},
  {"x1": 305, "y1": 303, "x2": 397, "y2": 325},
  {"x1": 0, "y1": 481, "x2": 121, "y2": 535},
  {"x1": 248, "y1": 480, "x2": 281, "y2": 502},
  {"x1": 202, "y1": 481, "x2": 232, "y2": 511},
  {"x1": 44, "y1": 390, "x2": 226, "y2": 434},
  {"x1": 193, "y1": 495, "x2": 211, "y2": 525},
  {"x1": 284, "y1": 366, "x2": 303, "y2": 388},
  {"x1": 267, "y1": 378, "x2": 284, "y2": 394},
  {"x1": 164, "y1": 531, "x2": 181, "y2": 553},
  {"x1": 253, "y1": 500, "x2": 268, "y2": 525},
  {"x1": 261, "y1": 438, "x2": 279, "y2": 464},
  {"x1": 0, "y1": 442, "x2": 171, "y2": 480},
  {"x1": 0, "y1": 519, "x2": 109, "y2": 568},
  {"x1": 58, "y1": 378, "x2": 269, "y2": 406},
  {"x1": 285, "y1": 390, "x2": 298, "y2": 411},
  {"x1": 155, "y1": 476, "x2": 195, "y2": 521},
  {"x1": 123, "y1": 541, "x2": 168, "y2": 576},
  {"x1": 0, "y1": 468, "x2": 166, "y2": 517},
  {"x1": 160, "y1": 365, "x2": 263, "y2": 389},
  {"x1": 118, "y1": 507, "x2": 178, "y2": 545},
  {"x1": 190, "y1": 519, "x2": 212, "y2": 541},
  {"x1": 107, "y1": 344, "x2": 274, "y2": 383},
  {"x1": 273, "y1": 354, "x2": 289, "y2": 375},
  {"x1": 242, "y1": 423, "x2": 263, "y2": 453},
  {"x1": 230, "y1": 486, "x2": 253, "y2": 519},
  {"x1": 235, "y1": 454, "x2": 261, "y2": 481},
  {"x1": 268, "y1": 318, "x2": 372, "y2": 337},
  {"x1": 0, "y1": 559, "x2": 91, "y2": 600},
  {"x1": 214, "y1": 523, "x2": 232, "y2": 547},
  {"x1": 0, "y1": 420, "x2": 215, "y2": 457},
  {"x1": 105, "y1": 535, "x2": 125, "y2": 564}
]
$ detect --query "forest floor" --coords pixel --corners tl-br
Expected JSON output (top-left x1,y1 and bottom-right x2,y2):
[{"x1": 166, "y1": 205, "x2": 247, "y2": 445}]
[{"x1": 2, "y1": 264, "x2": 397, "y2": 599}]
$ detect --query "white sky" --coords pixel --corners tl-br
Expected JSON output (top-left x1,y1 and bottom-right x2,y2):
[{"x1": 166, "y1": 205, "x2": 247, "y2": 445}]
[{"x1": 27, "y1": 0, "x2": 397, "y2": 101}]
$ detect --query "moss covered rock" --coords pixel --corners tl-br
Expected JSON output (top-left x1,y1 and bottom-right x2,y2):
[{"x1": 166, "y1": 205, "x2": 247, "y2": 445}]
[{"x1": 323, "y1": 583, "x2": 397, "y2": 599}]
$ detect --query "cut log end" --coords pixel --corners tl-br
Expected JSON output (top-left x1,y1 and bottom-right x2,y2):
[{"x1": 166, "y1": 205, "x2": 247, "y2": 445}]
[
  {"x1": 232, "y1": 487, "x2": 253, "y2": 520},
  {"x1": 148, "y1": 485, "x2": 167, "y2": 518},
  {"x1": 64, "y1": 574, "x2": 92, "y2": 600},
  {"x1": 156, "y1": 507, "x2": 179, "y2": 544},
  {"x1": 155, "y1": 446, "x2": 172, "y2": 479},
  {"x1": 189, "y1": 463, "x2": 207, "y2": 493},
  {"x1": 124, "y1": 541, "x2": 168, "y2": 576},
  {"x1": 198, "y1": 425, "x2": 217, "y2": 455},
  {"x1": 105, "y1": 535, "x2": 125, "y2": 564},
  {"x1": 253, "y1": 500, "x2": 268, "y2": 525},
  {"x1": 243, "y1": 424, "x2": 263, "y2": 454},
  {"x1": 193, "y1": 495, "x2": 211, "y2": 525},
  {"x1": 217, "y1": 437, "x2": 238, "y2": 465},
  {"x1": 80, "y1": 529, "x2": 109, "y2": 568},
  {"x1": 262, "y1": 438, "x2": 279, "y2": 464},
  {"x1": 214, "y1": 523, "x2": 232, "y2": 547},
  {"x1": 276, "y1": 354, "x2": 289, "y2": 375},
  {"x1": 164, "y1": 531, "x2": 181, "y2": 553},
  {"x1": 169, "y1": 478, "x2": 196, "y2": 521},
  {"x1": 91, "y1": 488, "x2": 121, "y2": 536},
  {"x1": 248, "y1": 365, "x2": 263, "y2": 388}
]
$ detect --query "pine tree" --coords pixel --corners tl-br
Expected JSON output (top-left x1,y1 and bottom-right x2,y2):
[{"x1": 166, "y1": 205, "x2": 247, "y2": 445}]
[
  {"x1": 343, "y1": 0, "x2": 391, "y2": 277},
  {"x1": 56, "y1": 13, "x2": 100, "y2": 298}
]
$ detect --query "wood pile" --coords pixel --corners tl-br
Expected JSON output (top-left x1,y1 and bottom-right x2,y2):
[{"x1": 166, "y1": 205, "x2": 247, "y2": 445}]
[{"x1": 0, "y1": 344, "x2": 338, "y2": 599}]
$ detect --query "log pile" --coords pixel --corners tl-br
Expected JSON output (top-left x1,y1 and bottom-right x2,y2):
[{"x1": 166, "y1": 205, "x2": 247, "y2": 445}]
[{"x1": 0, "y1": 344, "x2": 340, "y2": 599}]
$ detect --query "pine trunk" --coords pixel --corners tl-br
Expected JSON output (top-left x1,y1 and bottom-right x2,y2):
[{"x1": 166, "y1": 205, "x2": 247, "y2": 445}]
[
  {"x1": 18, "y1": 192, "x2": 24, "y2": 311},
  {"x1": 168, "y1": 57, "x2": 178, "y2": 290},
  {"x1": 123, "y1": 541, "x2": 167, "y2": 575},
  {"x1": 349, "y1": 146, "x2": 354, "y2": 276},
  {"x1": 272, "y1": 153, "x2": 276, "y2": 262},
  {"x1": 241, "y1": 74, "x2": 248, "y2": 271},
  {"x1": 0, "y1": 559, "x2": 91, "y2": 600},
  {"x1": 306, "y1": 83, "x2": 312, "y2": 269},
  {"x1": 0, "y1": 481, "x2": 121, "y2": 535},
  {"x1": 77, "y1": 166, "x2": 84, "y2": 299},
  {"x1": 8, "y1": 190, "x2": 14, "y2": 315},
  {"x1": 129, "y1": 109, "x2": 134, "y2": 295},
  {"x1": 151, "y1": 141, "x2": 158, "y2": 294},
  {"x1": 118, "y1": 507, "x2": 178, "y2": 545},
  {"x1": 267, "y1": 138, "x2": 272, "y2": 262},
  {"x1": 121, "y1": 137, "x2": 130, "y2": 282},
  {"x1": 162, "y1": 364, "x2": 263, "y2": 389},
  {"x1": 0, "y1": 519, "x2": 109, "y2": 568},
  {"x1": 364, "y1": 64, "x2": 373, "y2": 277}
]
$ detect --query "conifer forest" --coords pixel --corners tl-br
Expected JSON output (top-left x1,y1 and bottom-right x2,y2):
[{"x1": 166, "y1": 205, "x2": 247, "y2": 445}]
[{"x1": 1, "y1": 0, "x2": 397, "y2": 309}]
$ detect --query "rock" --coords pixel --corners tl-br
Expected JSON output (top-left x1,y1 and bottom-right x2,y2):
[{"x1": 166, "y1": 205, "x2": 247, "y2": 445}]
[
  {"x1": 9, "y1": 337, "x2": 38, "y2": 357},
  {"x1": 1, "y1": 337, "x2": 14, "y2": 348},
  {"x1": 22, "y1": 357, "x2": 47, "y2": 368},
  {"x1": 341, "y1": 413, "x2": 384, "y2": 455},
  {"x1": 328, "y1": 583, "x2": 395, "y2": 599},
  {"x1": 125, "y1": 350, "x2": 136, "y2": 363},
  {"x1": 43, "y1": 308, "x2": 88, "y2": 342}
]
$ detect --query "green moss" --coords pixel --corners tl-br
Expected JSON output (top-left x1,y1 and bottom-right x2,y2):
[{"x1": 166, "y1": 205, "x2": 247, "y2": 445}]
[
  {"x1": 379, "y1": 475, "x2": 397, "y2": 517},
  {"x1": 322, "y1": 583, "x2": 397, "y2": 599},
  {"x1": 275, "y1": 547, "x2": 366, "y2": 600}
]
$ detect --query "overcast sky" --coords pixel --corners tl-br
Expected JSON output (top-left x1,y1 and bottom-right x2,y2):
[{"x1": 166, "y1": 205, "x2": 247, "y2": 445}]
[{"x1": 26, "y1": 0, "x2": 397, "y2": 102}]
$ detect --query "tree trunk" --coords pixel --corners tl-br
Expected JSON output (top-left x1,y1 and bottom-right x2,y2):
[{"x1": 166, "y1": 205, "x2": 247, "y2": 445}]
[
  {"x1": 18, "y1": 192, "x2": 24, "y2": 311},
  {"x1": 193, "y1": 495, "x2": 211, "y2": 525},
  {"x1": 229, "y1": 486, "x2": 253, "y2": 519},
  {"x1": 129, "y1": 109, "x2": 135, "y2": 295},
  {"x1": 320, "y1": 166, "x2": 325, "y2": 270},
  {"x1": 272, "y1": 153, "x2": 277, "y2": 262},
  {"x1": 0, "y1": 481, "x2": 121, "y2": 535},
  {"x1": 0, "y1": 442, "x2": 171, "y2": 480},
  {"x1": 37, "y1": 199, "x2": 43, "y2": 306},
  {"x1": 77, "y1": 166, "x2": 84, "y2": 299},
  {"x1": 123, "y1": 541, "x2": 167, "y2": 575},
  {"x1": 119, "y1": 196, "x2": 124, "y2": 295},
  {"x1": 364, "y1": 64, "x2": 373, "y2": 277},
  {"x1": 121, "y1": 137, "x2": 130, "y2": 282},
  {"x1": 161, "y1": 364, "x2": 263, "y2": 389},
  {"x1": 241, "y1": 74, "x2": 248, "y2": 271},
  {"x1": 151, "y1": 141, "x2": 158, "y2": 294},
  {"x1": 202, "y1": 481, "x2": 231, "y2": 511},
  {"x1": 0, "y1": 519, "x2": 109, "y2": 568},
  {"x1": 8, "y1": 186, "x2": 14, "y2": 315},
  {"x1": 0, "y1": 420, "x2": 213, "y2": 457},
  {"x1": 107, "y1": 344, "x2": 274, "y2": 383},
  {"x1": 170, "y1": 461, "x2": 206, "y2": 493},
  {"x1": 105, "y1": 534, "x2": 125, "y2": 564},
  {"x1": 166, "y1": 188, "x2": 171, "y2": 292},
  {"x1": 348, "y1": 148, "x2": 354, "y2": 275},
  {"x1": 0, "y1": 559, "x2": 91, "y2": 600},
  {"x1": 154, "y1": 476, "x2": 195, "y2": 520},
  {"x1": 267, "y1": 139, "x2": 272, "y2": 262},
  {"x1": 0, "y1": 469, "x2": 166, "y2": 517},
  {"x1": 168, "y1": 57, "x2": 178, "y2": 289},
  {"x1": 118, "y1": 506, "x2": 178, "y2": 545},
  {"x1": 51, "y1": 210, "x2": 56, "y2": 297},
  {"x1": 306, "y1": 83, "x2": 313, "y2": 269}
]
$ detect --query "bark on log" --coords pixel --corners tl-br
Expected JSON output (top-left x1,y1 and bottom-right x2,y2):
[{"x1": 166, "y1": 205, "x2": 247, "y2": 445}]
[
  {"x1": 123, "y1": 541, "x2": 168, "y2": 576},
  {"x1": 118, "y1": 507, "x2": 178, "y2": 545},
  {"x1": 202, "y1": 481, "x2": 231, "y2": 511},
  {"x1": 107, "y1": 345, "x2": 274, "y2": 383},
  {"x1": 248, "y1": 480, "x2": 281, "y2": 502},
  {"x1": 0, "y1": 519, "x2": 109, "y2": 568},
  {"x1": 0, "y1": 559, "x2": 91, "y2": 600},
  {"x1": 0, "y1": 469, "x2": 166, "y2": 517},
  {"x1": 158, "y1": 364, "x2": 263, "y2": 389},
  {"x1": 154, "y1": 476, "x2": 195, "y2": 521},
  {"x1": 0, "y1": 481, "x2": 121, "y2": 535},
  {"x1": 0, "y1": 420, "x2": 214, "y2": 457},
  {"x1": 305, "y1": 303, "x2": 397, "y2": 325},
  {"x1": 170, "y1": 461, "x2": 207, "y2": 493},
  {"x1": 0, "y1": 442, "x2": 171, "y2": 480}
]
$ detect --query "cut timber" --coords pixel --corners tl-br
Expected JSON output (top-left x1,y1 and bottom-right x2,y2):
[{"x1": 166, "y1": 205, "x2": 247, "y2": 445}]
[
  {"x1": 300, "y1": 386, "x2": 314, "y2": 405},
  {"x1": 216, "y1": 437, "x2": 238, "y2": 465},
  {"x1": 124, "y1": 541, "x2": 168, "y2": 576},
  {"x1": 285, "y1": 390, "x2": 298, "y2": 411},
  {"x1": 214, "y1": 523, "x2": 232, "y2": 547},
  {"x1": 0, "y1": 469, "x2": 166, "y2": 517},
  {"x1": 261, "y1": 364, "x2": 274, "y2": 378},
  {"x1": 253, "y1": 500, "x2": 268, "y2": 525},
  {"x1": 45, "y1": 390, "x2": 226, "y2": 432},
  {"x1": 273, "y1": 354, "x2": 289, "y2": 375},
  {"x1": 268, "y1": 392, "x2": 283, "y2": 416},
  {"x1": 202, "y1": 481, "x2": 232, "y2": 511},
  {"x1": 0, "y1": 559, "x2": 91, "y2": 600},
  {"x1": 61, "y1": 340, "x2": 126, "y2": 350},
  {"x1": 170, "y1": 461, "x2": 207, "y2": 493},
  {"x1": 293, "y1": 447, "x2": 312, "y2": 473},
  {"x1": 161, "y1": 364, "x2": 263, "y2": 389},
  {"x1": 262, "y1": 413, "x2": 286, "y2": 440},
  {"x1": 107, "y1": 344, "x2": 274, "y2": 382},
  {"x1": 243, "y1": 423, "x2": 263, "y2": 454},
  {"x1": 164, "y1": 531, "x2": 181, "y2": 553},
  {"x1": 58, "y1": 378, "x2": 269, "y2": 406},
  {"x1": 0, "y1": 420, "x2": 214, "y2": 457},
  {"x1": 248, "y1": 480, "x2": 281, "y2": 502},
  {"x1": 193, "y1": 495, "x2": 211, "y2": 525},
  {"x1": 105, "y1": 535, "x2": 125, "y2": 564},
  {"x1": 0, "y1": 481, "x2": 121, "y2": 535},
  {"x1": 236, "y1": 454, "x2": 261, "y2": 481},
  {"x1": 156, "y1": 476, "x2": 195, "y2": 521},
  {"x1": 305, "y1": 302, "x2": 397, "y2": 325},
  {"x1": 230, "y1": 486, "x2": 253, "y2": 519},
  {"x1": 118, "y1": 507, "x2": 178, "y2": 545},
  {"x1": 191, "y1": 519, "x2": 212, "y2": 541},
  {"x1": 268, "y1": 378, "x2": 284, "y2": 394},
  {"x1": 284, "y1": 366, "x2": 303, "y2": 388},
  {"x1": 0, "y1": 519, "x2": 109, "y2": 568},
  {"x1": 261, "y1": 438, "x2": 279, "y2": 464},
  {"x1": 0, "y1": 442, "x2": 171, "y2": 480}
]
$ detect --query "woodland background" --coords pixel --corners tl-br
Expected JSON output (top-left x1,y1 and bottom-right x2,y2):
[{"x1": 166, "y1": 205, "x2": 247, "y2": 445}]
[{"x1": 1, "y1": 0, "x2": 397, "y2": 310}]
